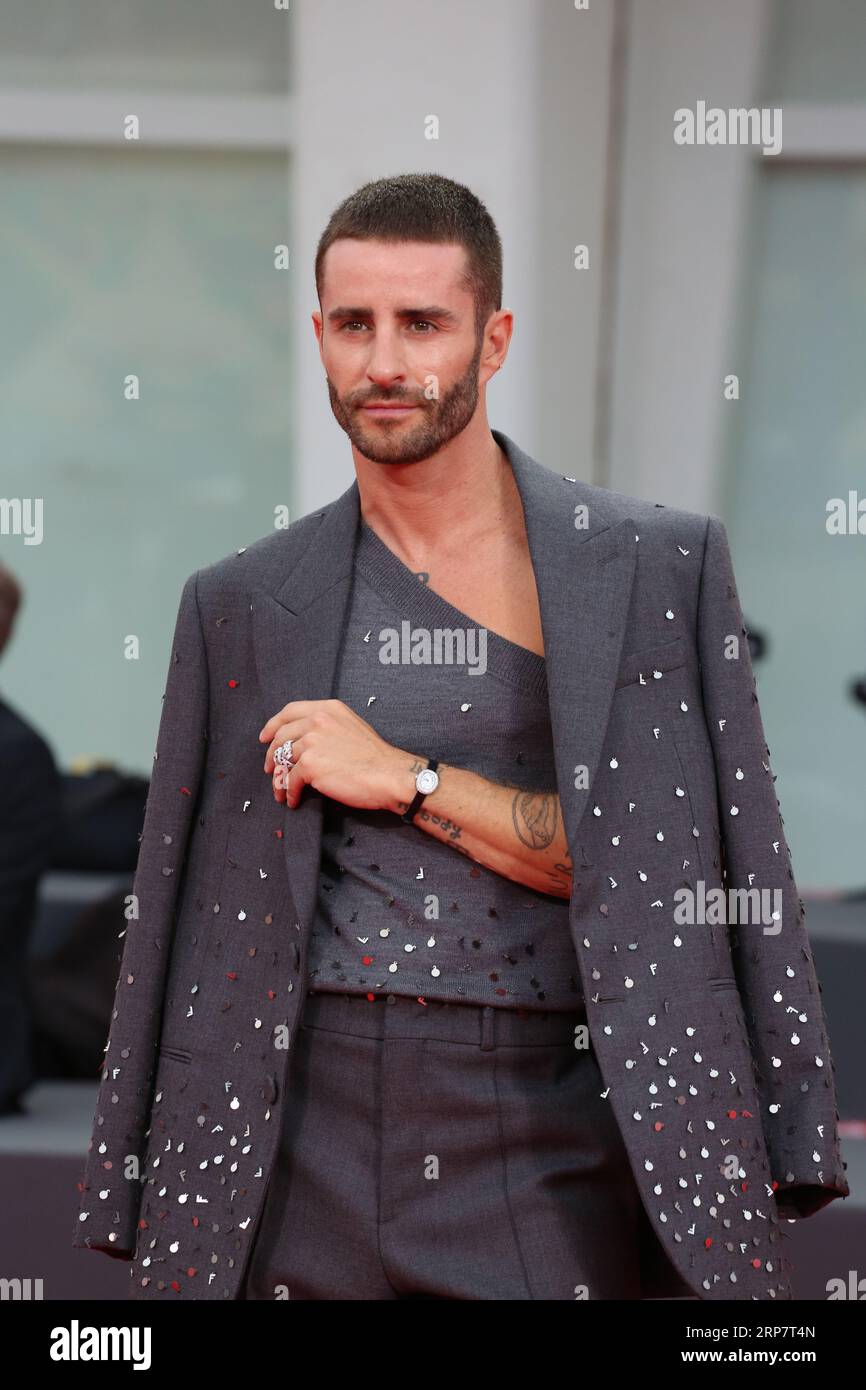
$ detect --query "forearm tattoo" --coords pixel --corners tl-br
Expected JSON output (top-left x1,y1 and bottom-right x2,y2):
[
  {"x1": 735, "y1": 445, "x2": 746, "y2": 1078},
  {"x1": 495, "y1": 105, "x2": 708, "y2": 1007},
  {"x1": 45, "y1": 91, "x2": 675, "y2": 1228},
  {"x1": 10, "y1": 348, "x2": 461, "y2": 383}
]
[
  {"x1": 545, "y1": 849, "x2": 573, "y2": 895},
  {"x1": 511, "y1": 791, "x2": 558, "y2": 849},
  {"x1": 417, "y1": 806, "x2": 466, "y2": 847},
  {"x1": 513, "y1": 791, "x2": 573, "y2": 896}
]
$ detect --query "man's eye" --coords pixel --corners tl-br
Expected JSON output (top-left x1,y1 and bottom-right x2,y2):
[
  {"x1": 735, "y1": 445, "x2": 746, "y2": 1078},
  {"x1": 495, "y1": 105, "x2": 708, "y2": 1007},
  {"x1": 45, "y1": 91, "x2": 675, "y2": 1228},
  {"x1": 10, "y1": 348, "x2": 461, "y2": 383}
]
[{"x1": 339, "y1": 319, "x2": 438, "y2": 332}]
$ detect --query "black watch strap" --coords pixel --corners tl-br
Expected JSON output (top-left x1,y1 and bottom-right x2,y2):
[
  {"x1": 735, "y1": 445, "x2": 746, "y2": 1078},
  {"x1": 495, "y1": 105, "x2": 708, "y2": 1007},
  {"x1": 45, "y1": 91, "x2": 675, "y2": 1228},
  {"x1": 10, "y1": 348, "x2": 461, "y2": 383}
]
[{"x1": 401, "y1": 757, "x2": 439, "y2": 824}]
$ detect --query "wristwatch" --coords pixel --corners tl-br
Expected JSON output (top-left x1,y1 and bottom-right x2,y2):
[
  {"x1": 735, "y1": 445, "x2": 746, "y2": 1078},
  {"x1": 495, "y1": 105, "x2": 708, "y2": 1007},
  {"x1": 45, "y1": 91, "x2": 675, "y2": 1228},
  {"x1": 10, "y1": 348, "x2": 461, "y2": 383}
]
[{"x1": 401, "y1": 757, "x2": 440, "y2": 824}]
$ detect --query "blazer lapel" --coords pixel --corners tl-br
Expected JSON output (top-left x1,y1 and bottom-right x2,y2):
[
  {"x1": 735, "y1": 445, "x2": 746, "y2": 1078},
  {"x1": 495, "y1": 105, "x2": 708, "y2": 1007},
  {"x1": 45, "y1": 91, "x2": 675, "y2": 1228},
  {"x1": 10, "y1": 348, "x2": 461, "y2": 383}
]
[
  {"x1": 250, "y1": 428, "x2": 638, "y2": 928},
  {"x1": 493, "y1": 429, "x2": 639, "y2": 860},
  {"x1": 250, "y1": 481, "x2": 361, "y2": 931}
]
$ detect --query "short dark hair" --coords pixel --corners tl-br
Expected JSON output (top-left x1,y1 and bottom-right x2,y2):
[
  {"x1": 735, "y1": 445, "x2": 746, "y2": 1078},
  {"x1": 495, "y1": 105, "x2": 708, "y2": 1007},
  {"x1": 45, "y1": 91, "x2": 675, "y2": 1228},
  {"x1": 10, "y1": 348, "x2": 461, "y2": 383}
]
[{"x1": 315, "y1": 172, "x2": 502, "y2": 340}]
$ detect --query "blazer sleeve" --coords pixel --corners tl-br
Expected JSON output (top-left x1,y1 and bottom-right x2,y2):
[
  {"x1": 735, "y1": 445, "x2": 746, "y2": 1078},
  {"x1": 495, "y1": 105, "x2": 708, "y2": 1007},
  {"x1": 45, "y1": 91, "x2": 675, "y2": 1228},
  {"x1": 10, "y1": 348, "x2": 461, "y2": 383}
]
[
  {"x1": 72, "y1": 569, "x2": 209, "y2": 1256},
  {"x1": 696, "y1": 515, "x2": 849, "y2": 1219}
]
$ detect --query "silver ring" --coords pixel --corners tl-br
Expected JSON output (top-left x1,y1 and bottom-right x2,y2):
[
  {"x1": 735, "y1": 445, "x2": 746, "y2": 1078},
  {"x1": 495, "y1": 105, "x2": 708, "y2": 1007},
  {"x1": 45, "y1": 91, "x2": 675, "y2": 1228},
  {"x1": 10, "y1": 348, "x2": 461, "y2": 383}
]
[{"x1": 274, "y1": 739, "x2": 294, "y2": 768}]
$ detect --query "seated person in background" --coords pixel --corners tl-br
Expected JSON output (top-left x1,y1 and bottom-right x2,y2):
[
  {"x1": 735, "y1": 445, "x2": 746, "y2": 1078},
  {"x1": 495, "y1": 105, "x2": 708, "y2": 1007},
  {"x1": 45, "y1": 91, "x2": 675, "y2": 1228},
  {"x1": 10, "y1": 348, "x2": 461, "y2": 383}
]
[{"x1": 0, "y1": 561, "x2": 62, "y2": 1115}]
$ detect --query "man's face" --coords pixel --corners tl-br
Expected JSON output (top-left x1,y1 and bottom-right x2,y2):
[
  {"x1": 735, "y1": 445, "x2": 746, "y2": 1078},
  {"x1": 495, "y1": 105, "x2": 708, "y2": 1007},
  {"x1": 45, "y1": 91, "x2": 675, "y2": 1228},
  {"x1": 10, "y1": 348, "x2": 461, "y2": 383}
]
[{"x1": 313, "y1": 238, "x2": 491, "y2": 464}]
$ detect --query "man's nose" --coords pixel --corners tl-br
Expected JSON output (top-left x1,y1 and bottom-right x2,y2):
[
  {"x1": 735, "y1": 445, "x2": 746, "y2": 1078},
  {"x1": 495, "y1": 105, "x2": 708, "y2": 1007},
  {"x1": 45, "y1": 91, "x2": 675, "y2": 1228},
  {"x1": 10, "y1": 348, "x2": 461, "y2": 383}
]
[{"x1": 364, "y1": 333, "x2": 409, "y2": 384}]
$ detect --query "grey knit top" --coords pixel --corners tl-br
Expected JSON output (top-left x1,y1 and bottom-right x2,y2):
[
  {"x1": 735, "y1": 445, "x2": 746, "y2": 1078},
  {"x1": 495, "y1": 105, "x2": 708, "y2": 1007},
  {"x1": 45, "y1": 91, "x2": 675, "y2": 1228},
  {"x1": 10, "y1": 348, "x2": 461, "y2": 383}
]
[{"x1": 304, "y1": 518, "x2": 583, "y2": 1010}]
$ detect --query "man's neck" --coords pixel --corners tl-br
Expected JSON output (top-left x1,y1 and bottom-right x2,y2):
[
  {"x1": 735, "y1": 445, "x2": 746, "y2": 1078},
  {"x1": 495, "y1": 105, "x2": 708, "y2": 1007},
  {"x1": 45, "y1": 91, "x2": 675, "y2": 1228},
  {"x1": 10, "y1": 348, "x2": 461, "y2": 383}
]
[{"x1": 354, "y1": 422, "x2": 526, "y2": 569}]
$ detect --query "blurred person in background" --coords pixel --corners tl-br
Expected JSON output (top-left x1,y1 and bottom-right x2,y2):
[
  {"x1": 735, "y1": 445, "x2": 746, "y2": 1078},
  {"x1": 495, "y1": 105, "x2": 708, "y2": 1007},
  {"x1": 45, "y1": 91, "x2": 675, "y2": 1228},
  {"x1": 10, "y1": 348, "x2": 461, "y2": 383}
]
[{"x1": 0, "y1": 560, "x2": 63, "y2": 1115}]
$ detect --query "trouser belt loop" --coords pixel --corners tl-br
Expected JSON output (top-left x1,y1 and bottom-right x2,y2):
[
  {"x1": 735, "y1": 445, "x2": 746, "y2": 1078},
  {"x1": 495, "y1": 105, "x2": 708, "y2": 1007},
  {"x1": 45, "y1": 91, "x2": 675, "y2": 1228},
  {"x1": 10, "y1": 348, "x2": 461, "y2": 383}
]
[{"x1": 480, "y1": 1005, "x2": 496, "y2": 1051}]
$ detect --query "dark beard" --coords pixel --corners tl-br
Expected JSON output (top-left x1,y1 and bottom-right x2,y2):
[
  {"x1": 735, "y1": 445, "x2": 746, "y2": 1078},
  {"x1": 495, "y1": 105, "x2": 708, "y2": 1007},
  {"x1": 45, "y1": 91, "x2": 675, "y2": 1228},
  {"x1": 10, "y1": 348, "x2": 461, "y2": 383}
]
[{"x1": 325, "y1": 336, "x2": 484, "y2": 464}]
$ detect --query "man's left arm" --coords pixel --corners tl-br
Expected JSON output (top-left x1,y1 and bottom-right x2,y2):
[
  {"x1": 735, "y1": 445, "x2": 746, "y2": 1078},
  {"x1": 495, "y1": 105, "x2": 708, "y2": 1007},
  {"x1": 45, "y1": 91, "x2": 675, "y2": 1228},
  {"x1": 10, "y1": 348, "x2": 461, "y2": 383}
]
[
  {"x1": 384, "y1": 756, "x2": 573, "y2": 899},
  {"x1": 261, "y1": 704, "x2": 573, "y2": 900}
]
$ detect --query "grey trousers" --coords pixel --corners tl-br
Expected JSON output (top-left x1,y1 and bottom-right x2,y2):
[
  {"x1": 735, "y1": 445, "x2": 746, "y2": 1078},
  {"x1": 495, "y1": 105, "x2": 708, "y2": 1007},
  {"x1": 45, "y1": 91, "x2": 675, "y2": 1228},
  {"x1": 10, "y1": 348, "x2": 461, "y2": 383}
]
[{"x1": 242, "y1": 989, "x2": 694, "y2": 1300}]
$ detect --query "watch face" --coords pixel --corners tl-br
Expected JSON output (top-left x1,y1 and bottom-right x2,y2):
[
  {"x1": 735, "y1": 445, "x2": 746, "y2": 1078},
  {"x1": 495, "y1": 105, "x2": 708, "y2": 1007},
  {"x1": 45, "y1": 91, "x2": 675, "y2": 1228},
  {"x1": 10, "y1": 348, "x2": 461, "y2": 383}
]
[{"x1": 417, "y1": 768, "x2": 439, "y2": 794}]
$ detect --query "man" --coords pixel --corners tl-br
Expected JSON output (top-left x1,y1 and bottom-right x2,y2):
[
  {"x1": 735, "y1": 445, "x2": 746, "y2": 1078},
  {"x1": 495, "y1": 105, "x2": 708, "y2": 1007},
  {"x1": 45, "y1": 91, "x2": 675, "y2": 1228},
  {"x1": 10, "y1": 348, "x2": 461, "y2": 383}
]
[{"x1": 73, "y1": 173, "x2": 848, "y2": 1300}]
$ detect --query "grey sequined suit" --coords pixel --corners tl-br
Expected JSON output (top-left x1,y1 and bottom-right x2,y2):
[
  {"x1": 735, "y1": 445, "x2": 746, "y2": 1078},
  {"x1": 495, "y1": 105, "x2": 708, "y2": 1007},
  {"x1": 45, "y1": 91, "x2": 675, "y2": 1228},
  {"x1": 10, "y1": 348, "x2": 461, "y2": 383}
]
[{"x1": 72, "y1": 429, "x2": 849, "y2": 1299}]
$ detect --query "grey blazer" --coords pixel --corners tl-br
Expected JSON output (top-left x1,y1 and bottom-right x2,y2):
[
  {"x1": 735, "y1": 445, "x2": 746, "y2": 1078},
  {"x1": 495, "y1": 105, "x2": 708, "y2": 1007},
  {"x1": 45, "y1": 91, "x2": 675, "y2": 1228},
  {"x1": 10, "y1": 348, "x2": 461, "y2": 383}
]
[{"x1": 72, "y1": 428, "x2": 848, "y2": 1300}]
